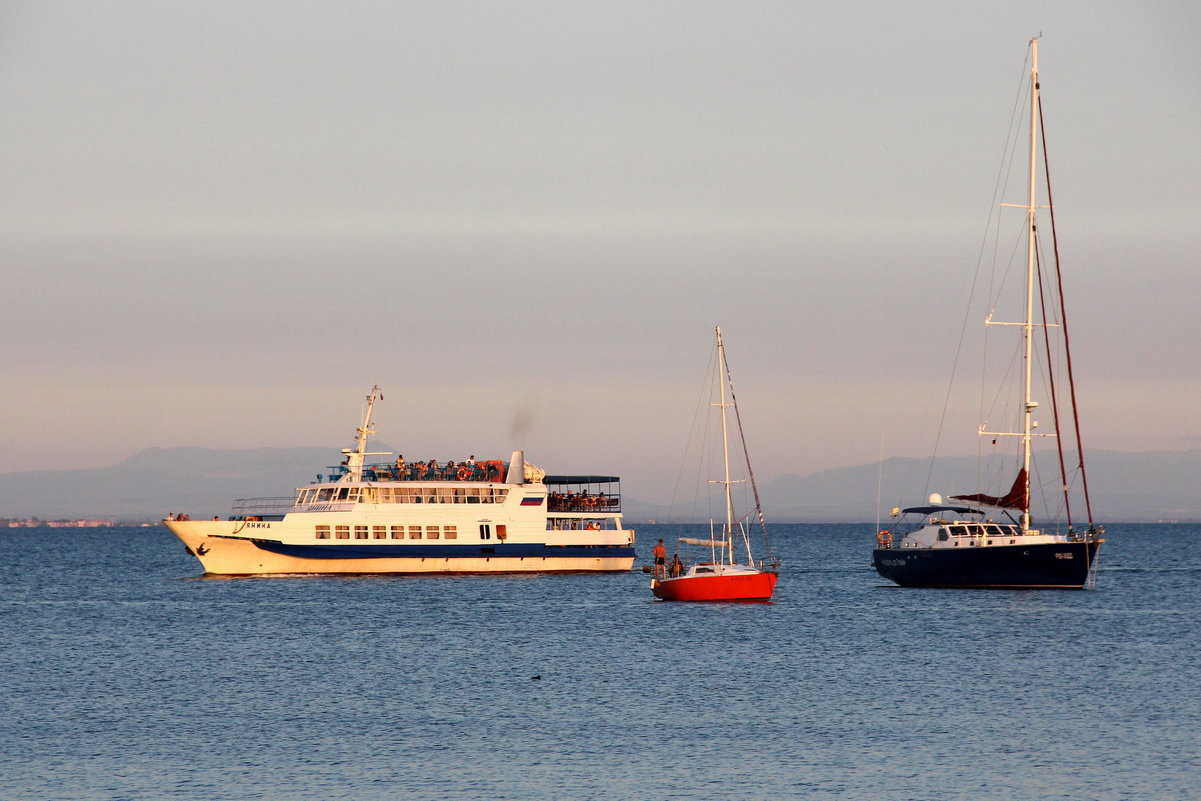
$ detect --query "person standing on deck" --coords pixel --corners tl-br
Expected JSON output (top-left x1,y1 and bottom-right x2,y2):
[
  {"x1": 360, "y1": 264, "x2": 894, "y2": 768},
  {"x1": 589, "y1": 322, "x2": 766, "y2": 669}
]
[{"x1": 653, "y1": 539, "x2": 667, "y2": 579}]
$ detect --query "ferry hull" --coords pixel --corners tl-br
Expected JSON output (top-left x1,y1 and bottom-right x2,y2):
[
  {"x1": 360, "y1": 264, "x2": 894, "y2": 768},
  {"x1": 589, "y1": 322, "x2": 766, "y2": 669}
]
[
  {"x1": 872, "y1": 540, "x2": 1101, "y2": 589},
  {"x1": 650, "y1": 571, "x2": 777, "y2": 602},
  {"x1": 167, "y1": 521, "x2": 635, "y2": 575}
]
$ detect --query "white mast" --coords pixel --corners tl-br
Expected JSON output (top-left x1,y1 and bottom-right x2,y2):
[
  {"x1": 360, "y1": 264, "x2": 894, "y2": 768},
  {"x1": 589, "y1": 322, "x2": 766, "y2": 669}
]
[
  {"x1": 1021, "y1": 38, "x2": 1039, "y2": 532},
  {"x1": 716, "y1": 327, "x2": 734, "y2": 564},
  {"x1": 341, "y1": 385, "x2": 388, "y2": 483}
]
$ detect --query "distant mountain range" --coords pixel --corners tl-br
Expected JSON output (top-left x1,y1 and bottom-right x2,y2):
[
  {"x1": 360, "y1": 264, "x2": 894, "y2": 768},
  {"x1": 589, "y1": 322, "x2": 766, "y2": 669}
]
[{"x1": 1, "y1": 446, "x2": 1198, "y2": 523}]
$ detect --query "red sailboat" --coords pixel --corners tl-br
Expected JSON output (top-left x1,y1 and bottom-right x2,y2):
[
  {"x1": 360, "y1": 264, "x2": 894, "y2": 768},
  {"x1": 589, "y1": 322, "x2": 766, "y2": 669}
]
[{"x1": 651, "y1": 327, "x2": 779, "y2": 602}]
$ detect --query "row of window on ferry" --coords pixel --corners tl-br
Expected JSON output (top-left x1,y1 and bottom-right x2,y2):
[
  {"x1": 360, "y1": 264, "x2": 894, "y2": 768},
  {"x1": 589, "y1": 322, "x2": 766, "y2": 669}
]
[
  {"x1": 297, "y1": 486, "x2": 511, "y2": 505},
  {"x1": 314, "y1": 524, "x2": 507, "y2": 540},
  {"x1": 945, "y1": 524, "x2": 1020, "y2": 537}
]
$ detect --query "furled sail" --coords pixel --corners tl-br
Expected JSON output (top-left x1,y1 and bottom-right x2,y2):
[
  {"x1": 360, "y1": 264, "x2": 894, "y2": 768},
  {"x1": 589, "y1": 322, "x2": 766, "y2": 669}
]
[
  {"x1": 678, "y1": 537, "x2": 731, "y2": 547},
  {"x1": 951, "y1": 468, "x2": 1028, "y2": 510}
]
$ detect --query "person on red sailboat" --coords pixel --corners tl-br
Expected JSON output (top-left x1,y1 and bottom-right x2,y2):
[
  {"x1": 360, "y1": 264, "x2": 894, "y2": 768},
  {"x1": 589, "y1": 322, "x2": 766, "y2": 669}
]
[{"x1": 652, "y1": 539, "x2": 667, "y2": 579}]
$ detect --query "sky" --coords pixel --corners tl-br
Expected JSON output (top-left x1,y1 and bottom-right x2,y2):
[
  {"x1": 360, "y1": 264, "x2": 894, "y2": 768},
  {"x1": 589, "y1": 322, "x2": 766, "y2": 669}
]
[{"x1": 2, "y1": 1, "x2": 1199, "y2": 501}]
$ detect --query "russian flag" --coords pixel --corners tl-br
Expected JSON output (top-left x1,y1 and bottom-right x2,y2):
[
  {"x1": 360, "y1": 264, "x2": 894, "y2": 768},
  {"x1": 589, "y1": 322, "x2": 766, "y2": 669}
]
[{"x1": 520, "y1": 496, "x2": 544, "y2": 506}]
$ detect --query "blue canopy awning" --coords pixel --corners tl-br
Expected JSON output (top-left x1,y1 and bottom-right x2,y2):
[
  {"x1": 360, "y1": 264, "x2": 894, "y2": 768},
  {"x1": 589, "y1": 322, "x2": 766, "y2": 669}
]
[{"x1": 900, "y1": 504, "x2": 983, "y2": 516}]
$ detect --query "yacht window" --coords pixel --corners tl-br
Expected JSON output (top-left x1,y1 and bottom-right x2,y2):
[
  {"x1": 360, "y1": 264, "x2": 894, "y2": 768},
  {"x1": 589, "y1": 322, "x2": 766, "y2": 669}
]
[
  {"x1": 985, "y1": 525, "x2": 1005, "y2": 537},
  {"x1": 949, "y1": 526, "x2": 968, "y2": 537}
]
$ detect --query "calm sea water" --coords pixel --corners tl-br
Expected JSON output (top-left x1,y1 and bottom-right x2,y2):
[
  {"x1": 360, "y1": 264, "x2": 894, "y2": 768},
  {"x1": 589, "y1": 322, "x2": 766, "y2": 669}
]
[{"x1": 1, "y1": 523, "x2": 1198, "y2": 801}]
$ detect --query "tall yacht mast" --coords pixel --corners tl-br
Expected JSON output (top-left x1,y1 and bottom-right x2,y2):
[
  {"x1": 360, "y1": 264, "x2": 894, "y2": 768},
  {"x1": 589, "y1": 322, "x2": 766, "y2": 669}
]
[{"x1": 1021, "y1": 38, "x2": 1040, "y2": 532}]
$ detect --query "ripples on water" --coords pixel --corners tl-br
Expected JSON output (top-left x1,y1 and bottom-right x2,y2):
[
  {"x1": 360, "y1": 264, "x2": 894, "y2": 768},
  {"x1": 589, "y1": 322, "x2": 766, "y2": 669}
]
[{"x1": 1, "y1": 524, "x2": 1198, "y2": 800}]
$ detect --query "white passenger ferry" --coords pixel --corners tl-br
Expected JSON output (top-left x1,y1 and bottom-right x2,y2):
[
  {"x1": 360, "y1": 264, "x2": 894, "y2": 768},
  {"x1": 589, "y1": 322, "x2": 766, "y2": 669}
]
[{"x1": 163, "y1": 387, "x2": 636, "y2": 575}]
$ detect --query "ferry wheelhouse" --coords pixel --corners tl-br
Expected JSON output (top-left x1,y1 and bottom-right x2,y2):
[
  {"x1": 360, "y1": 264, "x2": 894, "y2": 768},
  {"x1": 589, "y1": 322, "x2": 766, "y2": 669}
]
[{"x1": 163, "y1": 387, "x2": 636, "y2": 575}]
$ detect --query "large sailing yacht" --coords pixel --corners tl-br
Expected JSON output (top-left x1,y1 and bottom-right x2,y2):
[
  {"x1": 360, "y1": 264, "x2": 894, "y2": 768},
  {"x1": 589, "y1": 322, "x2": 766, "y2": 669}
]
[{"x1": 873, "y1": 39, "x2": 1103, "y2": 589}]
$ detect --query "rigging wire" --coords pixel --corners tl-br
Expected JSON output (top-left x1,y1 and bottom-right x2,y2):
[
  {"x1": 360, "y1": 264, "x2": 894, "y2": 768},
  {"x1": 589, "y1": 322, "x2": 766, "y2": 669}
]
[
  {"x1": 666, "y1": 342, "x2": 719, "y2": 524},
  {"x1": 1038, "y1": 92, "x2": 1097, "y2": 529},
  {"x1": 722, "y1": 340, "x2": 777, "y2": 566},
  {"x1": 923, "y1": 49, "x2": 1034, "y2": 502}
]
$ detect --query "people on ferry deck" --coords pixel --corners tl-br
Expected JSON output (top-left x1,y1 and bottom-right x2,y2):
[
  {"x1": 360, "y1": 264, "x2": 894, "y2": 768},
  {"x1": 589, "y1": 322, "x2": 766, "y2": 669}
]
[
  {"x1": 467, "y1": 455, "x2": 476, "y2": 466},
  {"x1": 395, "y1": 455, "x2": 405, "y2": 470}
]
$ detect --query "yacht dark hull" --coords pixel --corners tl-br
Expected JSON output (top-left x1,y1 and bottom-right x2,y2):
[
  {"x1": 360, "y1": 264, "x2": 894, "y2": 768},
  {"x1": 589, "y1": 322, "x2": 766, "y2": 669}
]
[{"x1": 873, "y1": 539, "x2": 1101, "y2": 589}]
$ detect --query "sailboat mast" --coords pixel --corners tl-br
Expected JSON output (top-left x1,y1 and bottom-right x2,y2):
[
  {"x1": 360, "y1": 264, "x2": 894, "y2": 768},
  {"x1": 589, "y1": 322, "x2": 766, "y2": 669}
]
[
  {"x1": 1021, "y1": 38, "x2": 1039, "y2": 533},
  {"x1": 716, "y1": 326, "x2": 735, "y2": 564}
]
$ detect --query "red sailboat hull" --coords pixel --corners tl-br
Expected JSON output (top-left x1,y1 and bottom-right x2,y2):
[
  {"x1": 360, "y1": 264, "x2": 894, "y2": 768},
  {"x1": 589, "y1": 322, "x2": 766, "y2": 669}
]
[{"x1": 651, "y1": 570, "x2": 777, "y2": 602}]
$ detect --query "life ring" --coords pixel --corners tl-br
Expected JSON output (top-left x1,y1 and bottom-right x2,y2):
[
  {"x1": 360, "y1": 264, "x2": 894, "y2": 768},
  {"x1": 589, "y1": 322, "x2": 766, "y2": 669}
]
[
  {"x1": 457, "y1": 467, "x2": 469, "y2": 480},
  {"x1": 877, "y1": 530, "x2": 892, "y2": 548}
]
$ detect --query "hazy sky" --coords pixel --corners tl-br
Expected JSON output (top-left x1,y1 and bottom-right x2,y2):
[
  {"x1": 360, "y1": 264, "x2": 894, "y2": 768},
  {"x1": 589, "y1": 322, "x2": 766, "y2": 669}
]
[{"x1": 2, "y1": 1, "x2": 1199, "y2": 500}]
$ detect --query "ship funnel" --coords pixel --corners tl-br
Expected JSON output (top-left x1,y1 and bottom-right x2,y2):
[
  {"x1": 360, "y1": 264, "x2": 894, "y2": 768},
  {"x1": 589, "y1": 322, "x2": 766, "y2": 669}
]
[{"x1": 506, "y1": 450, "x2": 526, "y2": 484}]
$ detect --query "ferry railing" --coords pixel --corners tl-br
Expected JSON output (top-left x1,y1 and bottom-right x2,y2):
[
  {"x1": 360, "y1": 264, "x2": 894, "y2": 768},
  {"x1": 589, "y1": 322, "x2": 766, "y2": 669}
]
[
  {"x1": 230, "y1": 497, "x2": 297, "y2": 519},
  {"x1": 318, "y1": 461, "x2": 508, "y2": 483},
  {"x1": 546, "y1": 494, "x2": 621, "y2": 513}
]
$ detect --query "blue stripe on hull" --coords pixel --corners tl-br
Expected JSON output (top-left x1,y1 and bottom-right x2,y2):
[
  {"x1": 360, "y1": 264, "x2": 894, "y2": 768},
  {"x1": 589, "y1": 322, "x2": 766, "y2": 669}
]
[
  {"x1": 247, "y1": 539, "x2": 636, "y2": 561},
  {"x1": 872, "y1": 540, "x2": 1100, "y2": 589}
]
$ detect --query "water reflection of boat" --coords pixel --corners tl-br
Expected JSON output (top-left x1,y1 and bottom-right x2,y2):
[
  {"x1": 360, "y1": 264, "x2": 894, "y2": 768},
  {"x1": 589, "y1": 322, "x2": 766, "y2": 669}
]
[
  {"x1": 651, "y1": 327, "x2": 778, "y2": 602},
  {"x1": 164, "y1": 386, "x2": 636, "y2": 575},
  {"x1": 874, "y1": 39, "x2": 1102, "y2": 590}
]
